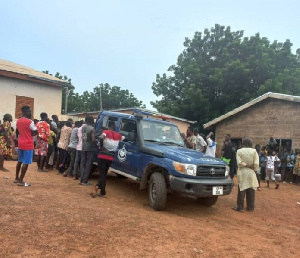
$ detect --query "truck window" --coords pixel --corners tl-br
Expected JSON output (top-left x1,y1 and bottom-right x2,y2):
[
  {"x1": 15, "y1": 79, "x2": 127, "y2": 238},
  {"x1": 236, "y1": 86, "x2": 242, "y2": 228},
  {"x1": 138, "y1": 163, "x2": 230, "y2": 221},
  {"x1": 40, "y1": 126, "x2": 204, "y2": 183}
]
[
  {"x1": 101, "y1": 116, "x2": 118, "y2": 130},
  {"x1": 120, "y1": 119, "x2": 137, "y2": 136},
  {"x1": 141, "y1": 120, "x2": 184, "y2": 146}
]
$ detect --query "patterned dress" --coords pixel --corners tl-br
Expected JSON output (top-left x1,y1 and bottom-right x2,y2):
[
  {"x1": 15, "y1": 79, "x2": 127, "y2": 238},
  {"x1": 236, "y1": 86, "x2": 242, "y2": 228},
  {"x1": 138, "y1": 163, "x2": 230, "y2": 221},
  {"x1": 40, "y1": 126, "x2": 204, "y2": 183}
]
[
  {"x1": 35, "y1": 121, "x2": 50, "y2": 156},
  {"x1": 0, "y1": 121, "x2": 12, "y2": 155},
  {"x1": 293, "y1": 154, "x2": 300, "y2": 176}
]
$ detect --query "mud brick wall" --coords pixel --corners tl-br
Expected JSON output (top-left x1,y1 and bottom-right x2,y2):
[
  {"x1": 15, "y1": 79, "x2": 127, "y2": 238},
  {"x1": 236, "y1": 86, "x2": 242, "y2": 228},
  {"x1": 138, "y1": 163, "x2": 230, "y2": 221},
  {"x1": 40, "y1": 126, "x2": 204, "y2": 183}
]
[{"x1": 214, "y1": 98, "x2": 300, "y2": 157}]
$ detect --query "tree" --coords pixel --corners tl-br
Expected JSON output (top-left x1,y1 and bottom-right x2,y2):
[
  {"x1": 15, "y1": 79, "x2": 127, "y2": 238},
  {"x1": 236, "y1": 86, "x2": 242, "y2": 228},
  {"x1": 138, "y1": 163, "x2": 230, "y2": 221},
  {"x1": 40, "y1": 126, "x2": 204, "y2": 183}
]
[
  {"x1": 151, "y1": 24, "x2": 300, "y2": 128},
  {"x1": 68, "y1": 83, "x2": 145, "y2": 112},
  {"x1": 43, "y1": 71, "x2": 145, "y2": 113}
]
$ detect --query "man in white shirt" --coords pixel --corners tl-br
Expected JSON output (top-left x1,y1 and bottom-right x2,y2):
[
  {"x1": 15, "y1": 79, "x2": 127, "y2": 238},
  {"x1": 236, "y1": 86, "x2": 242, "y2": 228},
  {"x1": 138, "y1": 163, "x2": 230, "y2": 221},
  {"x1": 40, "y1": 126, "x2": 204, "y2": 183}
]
[
  {"x1": 205, "y1": 132, "x2": 216, "y2": 158},
  {"x1": 194, "y1": 128, "x2": 207, "y2": 153}
]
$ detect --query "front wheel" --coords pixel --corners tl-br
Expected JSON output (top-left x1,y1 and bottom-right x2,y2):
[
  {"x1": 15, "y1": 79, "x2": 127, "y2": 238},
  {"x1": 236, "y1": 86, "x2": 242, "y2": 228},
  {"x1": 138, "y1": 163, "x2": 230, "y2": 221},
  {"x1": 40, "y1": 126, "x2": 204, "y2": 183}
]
[
  {"x1": 148, "y1": 172, "x2": 167, "y2": 211},
  {"x1": 196, "y1": 196, "x2": 218, "y2": 207}
]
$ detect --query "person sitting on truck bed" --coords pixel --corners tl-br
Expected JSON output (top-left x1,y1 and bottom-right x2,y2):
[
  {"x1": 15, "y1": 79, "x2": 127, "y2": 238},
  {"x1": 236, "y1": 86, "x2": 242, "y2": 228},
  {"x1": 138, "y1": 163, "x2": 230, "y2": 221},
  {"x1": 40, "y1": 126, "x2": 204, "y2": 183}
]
[{"x1": 93, "y1": 121, "x2": 125, "y2": 197}]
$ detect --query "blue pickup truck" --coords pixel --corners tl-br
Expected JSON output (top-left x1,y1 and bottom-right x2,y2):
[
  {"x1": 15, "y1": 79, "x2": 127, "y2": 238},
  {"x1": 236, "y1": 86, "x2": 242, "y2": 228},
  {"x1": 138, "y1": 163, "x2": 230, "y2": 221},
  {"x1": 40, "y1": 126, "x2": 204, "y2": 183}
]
[{"x1": 95, "y1": 110, "x2": 233, "y2": 210}]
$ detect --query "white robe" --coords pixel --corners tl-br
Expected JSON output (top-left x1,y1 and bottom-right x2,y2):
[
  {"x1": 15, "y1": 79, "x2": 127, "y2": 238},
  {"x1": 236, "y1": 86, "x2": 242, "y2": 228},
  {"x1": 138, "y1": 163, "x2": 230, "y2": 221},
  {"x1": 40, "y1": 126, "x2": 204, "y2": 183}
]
[{"x1": 236, "y1": 147, "x2": 259, "y2": 191}]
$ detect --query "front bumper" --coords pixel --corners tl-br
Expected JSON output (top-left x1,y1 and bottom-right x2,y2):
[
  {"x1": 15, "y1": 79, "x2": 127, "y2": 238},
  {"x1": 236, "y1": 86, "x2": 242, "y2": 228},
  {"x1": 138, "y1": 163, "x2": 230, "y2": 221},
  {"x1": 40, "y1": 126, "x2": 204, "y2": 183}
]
[{"x1": 169, "y1": 175, "x2": 233, "y2": 197}]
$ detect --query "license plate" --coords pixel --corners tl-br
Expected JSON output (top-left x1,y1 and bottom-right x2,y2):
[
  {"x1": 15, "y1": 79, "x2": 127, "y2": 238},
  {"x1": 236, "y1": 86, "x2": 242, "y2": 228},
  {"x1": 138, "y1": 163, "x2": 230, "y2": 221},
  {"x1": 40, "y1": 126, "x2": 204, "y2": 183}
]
[{"x1": 212, "y1": 186, "x2": 223, "y2": 195}]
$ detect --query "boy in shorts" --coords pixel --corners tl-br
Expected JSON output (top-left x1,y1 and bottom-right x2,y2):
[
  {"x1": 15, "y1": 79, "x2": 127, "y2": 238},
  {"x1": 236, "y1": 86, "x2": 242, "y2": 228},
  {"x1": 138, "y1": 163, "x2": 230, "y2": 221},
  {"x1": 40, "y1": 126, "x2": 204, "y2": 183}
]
[
  {"x1": 15, "y1": 106, "x2": 37, "y2": 186},
  {"x1": 266, "y1": 150, "x2": 280, "y2": 189}
]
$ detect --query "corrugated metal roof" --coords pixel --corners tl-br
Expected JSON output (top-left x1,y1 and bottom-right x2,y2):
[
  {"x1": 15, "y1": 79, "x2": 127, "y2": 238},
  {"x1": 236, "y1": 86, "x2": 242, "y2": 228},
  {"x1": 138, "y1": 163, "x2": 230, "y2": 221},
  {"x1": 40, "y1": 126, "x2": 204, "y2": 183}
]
[
  {"x1": 203, "y1": 92, "x2": 300, "y2": 129},
  {"x1": 0, "y1": 59, "x2": 69, "y2": 87}
]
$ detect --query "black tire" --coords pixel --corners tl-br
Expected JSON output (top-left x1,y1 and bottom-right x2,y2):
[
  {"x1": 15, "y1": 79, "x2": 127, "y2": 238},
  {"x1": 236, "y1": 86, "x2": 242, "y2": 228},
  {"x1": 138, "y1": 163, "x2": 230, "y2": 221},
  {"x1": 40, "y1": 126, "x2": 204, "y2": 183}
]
[
  {"x1": 196, "y1": 196, "x2": 218, "y2": 207},
  {"x1": 148, "y1": 172, "x2": 167, "y2": 211}
]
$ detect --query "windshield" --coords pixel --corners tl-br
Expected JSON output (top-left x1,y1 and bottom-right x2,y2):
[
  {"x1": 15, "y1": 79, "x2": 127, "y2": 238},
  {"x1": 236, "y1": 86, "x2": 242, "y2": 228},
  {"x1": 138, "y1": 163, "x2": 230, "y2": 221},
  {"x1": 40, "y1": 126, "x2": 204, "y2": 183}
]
[{"x1": 141, "y1": 120, "x2": 185, "y2": 147}]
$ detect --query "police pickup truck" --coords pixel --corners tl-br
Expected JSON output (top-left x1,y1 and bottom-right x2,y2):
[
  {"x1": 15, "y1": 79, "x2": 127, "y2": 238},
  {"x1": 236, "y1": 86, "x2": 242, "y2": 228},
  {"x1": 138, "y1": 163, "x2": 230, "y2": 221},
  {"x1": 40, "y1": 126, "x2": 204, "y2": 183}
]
[{"x1": 95, "y1": 110, "x2": 233, "y2": 211}]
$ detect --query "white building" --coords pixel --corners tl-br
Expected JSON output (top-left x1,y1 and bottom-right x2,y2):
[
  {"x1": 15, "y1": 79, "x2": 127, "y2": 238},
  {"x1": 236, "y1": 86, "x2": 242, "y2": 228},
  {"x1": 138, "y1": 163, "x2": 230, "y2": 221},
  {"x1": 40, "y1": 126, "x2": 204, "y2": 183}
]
[{"x1": 0, "y1": 59, "x2": 69, "y2": 125}]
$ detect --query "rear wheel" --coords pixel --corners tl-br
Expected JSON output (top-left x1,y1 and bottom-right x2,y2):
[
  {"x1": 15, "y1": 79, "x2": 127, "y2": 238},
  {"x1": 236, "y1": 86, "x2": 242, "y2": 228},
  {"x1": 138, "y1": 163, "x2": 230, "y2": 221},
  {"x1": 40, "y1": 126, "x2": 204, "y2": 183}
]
[
  {"x1": 196, "y1": 196, "x2": 218, "y2": 206},
  {"x1": 148, "y1": 172, "x2": 167, "y2": 211}
]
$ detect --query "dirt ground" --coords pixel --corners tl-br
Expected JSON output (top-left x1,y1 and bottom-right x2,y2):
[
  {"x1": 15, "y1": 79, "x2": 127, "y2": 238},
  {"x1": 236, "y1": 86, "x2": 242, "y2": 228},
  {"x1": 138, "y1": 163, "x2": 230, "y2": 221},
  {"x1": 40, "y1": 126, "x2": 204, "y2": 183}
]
[{"x1": 0, "y1": 161, "x2": 299, "y2": 258}]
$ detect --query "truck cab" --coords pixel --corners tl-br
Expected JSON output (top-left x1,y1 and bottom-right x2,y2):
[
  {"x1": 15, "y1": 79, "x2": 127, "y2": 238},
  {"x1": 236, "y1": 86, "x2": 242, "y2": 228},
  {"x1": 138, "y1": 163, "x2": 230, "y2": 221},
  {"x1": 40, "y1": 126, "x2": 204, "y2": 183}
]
[{"x1": 95, "y1": 110, "x2": 233, "y2": 210}]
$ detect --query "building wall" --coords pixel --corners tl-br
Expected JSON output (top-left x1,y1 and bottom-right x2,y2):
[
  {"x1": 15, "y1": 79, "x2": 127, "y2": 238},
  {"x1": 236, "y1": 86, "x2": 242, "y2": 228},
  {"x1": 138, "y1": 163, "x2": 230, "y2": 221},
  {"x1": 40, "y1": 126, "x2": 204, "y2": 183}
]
[
  {"x1": 0, "y1": 77, "x2": 63, "y2": 127},
  {"x1": 214, "y1": 98, "x2": 300, "y2": 156}
]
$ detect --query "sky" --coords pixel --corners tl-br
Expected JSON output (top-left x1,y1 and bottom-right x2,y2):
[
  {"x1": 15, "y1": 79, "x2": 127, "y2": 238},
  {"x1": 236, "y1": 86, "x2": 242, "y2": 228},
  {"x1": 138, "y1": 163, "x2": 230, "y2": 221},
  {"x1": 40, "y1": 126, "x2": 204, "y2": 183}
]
[{"x1": 1, "y1": 0, "x2": 300, "y2": 110}]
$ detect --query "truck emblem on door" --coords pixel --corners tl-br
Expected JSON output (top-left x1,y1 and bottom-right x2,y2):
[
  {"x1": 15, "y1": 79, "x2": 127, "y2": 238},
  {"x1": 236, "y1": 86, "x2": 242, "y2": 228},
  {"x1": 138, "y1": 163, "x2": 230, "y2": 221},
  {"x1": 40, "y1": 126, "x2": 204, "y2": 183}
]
[{"x1": 118, "y1": 145, "x2": 127, "y2": 162}]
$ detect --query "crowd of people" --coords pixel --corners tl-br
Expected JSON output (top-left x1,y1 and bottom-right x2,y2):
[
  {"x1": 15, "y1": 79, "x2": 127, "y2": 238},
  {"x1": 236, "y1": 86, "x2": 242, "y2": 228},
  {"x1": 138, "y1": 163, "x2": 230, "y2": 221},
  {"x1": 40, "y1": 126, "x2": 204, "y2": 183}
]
[
  {"x1": 222, "y1": 135, "x2": 300, "y2": 212},
  {"x1": 0, "y1": 106, "x2": 124, "y2": 198},
  {"x1": 181, "y1": 128, "x2": 300, "y2": 212},
  {"x1": 181, "y1": 128, "x2": 300, "y2": 186},
  {"x1": 1, "y1": 108, "x2": 299, "y2": 205}
]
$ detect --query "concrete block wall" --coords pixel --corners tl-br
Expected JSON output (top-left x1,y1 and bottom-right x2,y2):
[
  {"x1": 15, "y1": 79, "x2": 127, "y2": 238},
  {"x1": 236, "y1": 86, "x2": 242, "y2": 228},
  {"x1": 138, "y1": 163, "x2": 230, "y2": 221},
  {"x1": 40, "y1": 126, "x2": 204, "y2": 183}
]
[{"x1": 214, "y1": 98, "x2": 300, "y2": 156}]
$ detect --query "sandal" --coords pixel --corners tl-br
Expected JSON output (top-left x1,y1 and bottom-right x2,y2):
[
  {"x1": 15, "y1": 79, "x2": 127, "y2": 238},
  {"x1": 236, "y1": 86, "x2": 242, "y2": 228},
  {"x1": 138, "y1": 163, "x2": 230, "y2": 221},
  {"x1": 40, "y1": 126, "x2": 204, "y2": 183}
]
[{"x1": 232, "y1": 206, "x2": 244, "y2": 212}]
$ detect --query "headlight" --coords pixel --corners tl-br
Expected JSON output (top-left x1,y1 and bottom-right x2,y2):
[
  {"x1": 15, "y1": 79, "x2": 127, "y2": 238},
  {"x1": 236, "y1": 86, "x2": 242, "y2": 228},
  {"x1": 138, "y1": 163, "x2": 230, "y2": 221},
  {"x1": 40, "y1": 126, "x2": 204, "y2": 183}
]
[
  {"x1": 173, "y1": 162, "x2": 197, "y2": 176},
  {"x1": 225, "y1": 166, "x2": 230, "y2": 177}
]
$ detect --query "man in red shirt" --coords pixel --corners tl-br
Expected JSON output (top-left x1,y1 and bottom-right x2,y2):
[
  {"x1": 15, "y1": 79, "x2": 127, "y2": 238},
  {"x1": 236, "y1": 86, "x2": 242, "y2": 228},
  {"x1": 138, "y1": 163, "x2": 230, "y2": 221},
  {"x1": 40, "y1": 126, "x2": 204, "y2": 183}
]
[
  {"x1": 15, "y1": 106, "x2": 37, "y2": 186},
  {"x1": 91, "y1": 121, "x2": 124, "y2": 197},
  {"x1": 35, "y1": 112, "x2": 50, "y2": 172}
]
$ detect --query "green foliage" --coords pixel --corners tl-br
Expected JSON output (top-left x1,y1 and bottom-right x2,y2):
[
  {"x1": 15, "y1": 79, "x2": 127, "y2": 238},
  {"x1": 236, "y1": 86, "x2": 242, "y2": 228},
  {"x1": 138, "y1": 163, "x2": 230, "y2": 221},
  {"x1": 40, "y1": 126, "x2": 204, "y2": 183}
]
[
  {"x1": 151, "y1": 24, "x2": 300, "y2": 128},
  {"x1": 43, "y1": 72, "x2": 145, "y2": 113},
  {"x1": 67, "y1": 83, "x2": 146, "y2": 112}
]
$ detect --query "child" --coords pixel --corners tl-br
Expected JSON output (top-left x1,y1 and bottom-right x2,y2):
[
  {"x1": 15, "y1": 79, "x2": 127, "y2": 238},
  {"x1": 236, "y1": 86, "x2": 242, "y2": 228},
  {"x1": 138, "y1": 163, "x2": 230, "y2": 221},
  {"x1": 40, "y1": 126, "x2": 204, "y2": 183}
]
[
  {"x1": 285, "y1": 155, "x2": 294, "y2": 184},
  {"x1": 266, "y1": 150, "x2": 280, "y2": 189}
]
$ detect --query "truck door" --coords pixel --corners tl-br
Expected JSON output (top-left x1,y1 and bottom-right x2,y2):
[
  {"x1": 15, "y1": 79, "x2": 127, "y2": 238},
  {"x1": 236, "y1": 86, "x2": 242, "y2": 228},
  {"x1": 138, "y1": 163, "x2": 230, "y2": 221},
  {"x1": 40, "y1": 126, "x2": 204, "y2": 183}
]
[{"x1": 111, "y1": 118, "x2": 140, "y2": 176}]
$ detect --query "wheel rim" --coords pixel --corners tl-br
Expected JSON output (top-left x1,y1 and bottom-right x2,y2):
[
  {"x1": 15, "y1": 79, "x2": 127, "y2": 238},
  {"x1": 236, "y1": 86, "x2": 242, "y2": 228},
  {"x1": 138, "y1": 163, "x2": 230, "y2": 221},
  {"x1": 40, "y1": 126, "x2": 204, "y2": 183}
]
[{"x1": 151, "y1": 181, "x2": 156, "y2": 201}]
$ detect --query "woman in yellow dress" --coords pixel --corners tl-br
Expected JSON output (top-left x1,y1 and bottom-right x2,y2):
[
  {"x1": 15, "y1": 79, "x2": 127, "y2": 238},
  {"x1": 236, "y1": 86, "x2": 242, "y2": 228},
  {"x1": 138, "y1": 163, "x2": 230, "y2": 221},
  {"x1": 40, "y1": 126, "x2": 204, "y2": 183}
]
[{"x1": 0, "y1": 114, "x2": 13, "y2": 171}]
